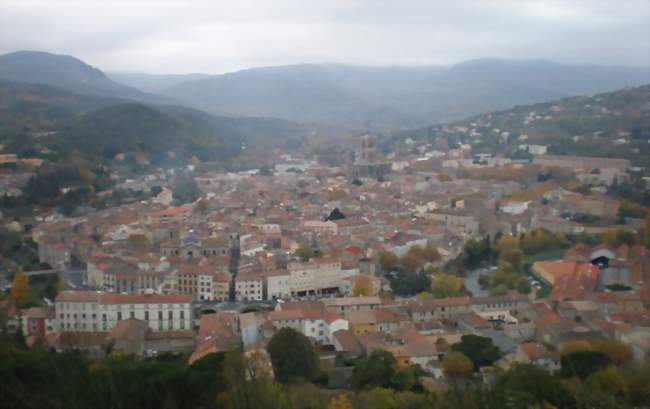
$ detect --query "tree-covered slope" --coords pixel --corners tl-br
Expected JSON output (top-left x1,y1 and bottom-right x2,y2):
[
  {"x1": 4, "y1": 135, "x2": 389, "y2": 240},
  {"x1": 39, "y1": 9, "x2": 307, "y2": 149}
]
[{"x1": 400, "y1": 85, "x2": 650, "y2": 167}]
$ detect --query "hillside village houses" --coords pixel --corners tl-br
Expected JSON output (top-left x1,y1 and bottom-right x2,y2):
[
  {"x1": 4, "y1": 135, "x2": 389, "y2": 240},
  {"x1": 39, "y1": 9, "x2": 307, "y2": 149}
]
[{"x1": 5, "y1": 141, "x2": 650, "y2": 377}]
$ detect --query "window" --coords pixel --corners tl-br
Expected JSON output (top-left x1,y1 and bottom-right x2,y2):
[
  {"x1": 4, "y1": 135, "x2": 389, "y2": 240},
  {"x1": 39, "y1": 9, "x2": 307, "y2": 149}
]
[
  {"x1": 168, "y1": 311, "x2": 173, "y2": 320},
  {"x1": 180, "y1": 311, "x2": 185, "y2": 319},
  {"x1": 130, "y1": 311, "x2": 135, "y2": 319},
  {"x1": 144, "y1": 311, "x2": 149, "y2": 321},
  {"x1": 117, "y1": 312, "x2": 122, "y2": 320},
  {"x1": 158, "y1": 311, "x2": 163, "y2": 320}
]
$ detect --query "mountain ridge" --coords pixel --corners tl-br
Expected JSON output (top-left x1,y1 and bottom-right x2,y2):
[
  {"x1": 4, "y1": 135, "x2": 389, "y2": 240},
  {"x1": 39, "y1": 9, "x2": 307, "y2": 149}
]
[
  {"x1": 161, "y1": 59, "x2": 650, "y2": 128},
  {"x1": 0, "y1": 50, "x2": 162, "y2": 103}
]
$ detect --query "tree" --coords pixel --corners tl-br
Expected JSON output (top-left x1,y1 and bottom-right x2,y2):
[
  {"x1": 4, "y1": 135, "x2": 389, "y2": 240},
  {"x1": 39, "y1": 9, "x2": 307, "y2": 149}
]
[
  {"x1": 328, "y1": 394, "x2": 354, "y2": 409},
  {"x1": 387, "y1": 270, "x2": 431, "y2": 296},
  {"x1": 422, "y1": 245, "x2": 441, "y2": 263},
  {"x1": 561, "y1": 350, "x2": 612, "y2": 380},
  {"x1": 591, "y1": 339, "x2": 633, "y2": 366},
  {"x1": 492, "y1": 364, "x2": 575, "y2": 409},
  {"x1": 583, "y1": 366, "x2": 627, "y2": 407},
  {"x1": 267, "y1": 328, "x2": 319, "y2": 383},
  {"x1": 150, "y1": 185, "x2": 163, "y2": 196},
  {"x1": 258, "y1": 164, "x2": 273, "y2": 176},
  {"x1": 127, "y1": 234, "x2": 150, "y2": 250},
  {"x1": 352, "y1": 275, "x2": 374, "y2": 296},
  {"x1": 172, "y1": 172, "x2": 200, "y2": 204},
  {"x1": 294, "y1": 244, "x2": 313, "y2": 262},
  {"x1": 438, "y1": 172, "x2": 452, "y2": 182},
  {"x1": 515, "y1": 277, "x2": 531, "y2": 294},
  {"x1": 617, "y1": 230, "x2": 637, "y2": 247},
  {"x1": 464, "y1": 238, "x2": 491, "y2": 269},
  {"x1": 559, "y1": 340, "x2": 592, "y2": 357},
  {"x1": 478, "y1": 274, "x2": 491, "y2": 288},
  {"x1": 431, "y1": 274, "x2": 464, "y2": 298},
  {"x1": 11, "y1": 268, "x2": 29, "y2": 306},
  {"x1": 495, "y1": 235, "x2": 519, "y2": 254},
  {"x1": 379, "y1": 251, "x2": 398, "y2": 271},
  {"x1": 400, "y1": 252, "x2": 422, "y2": 273},
  {"x1": 352, "y1": 349, "x2": 397, "y2": 390},
  {"x1": 442, "y1": 351, "x2": 474, "y2": 379},
  {"x1": 326, "y1": 208, "x2": 346, "y2": 221},
  {"x1": 451, "y1": 335, "x2": 502, "y2": 370},
  {"x1": 499, "y1": 248, "x2": 524, "y2": 271}
]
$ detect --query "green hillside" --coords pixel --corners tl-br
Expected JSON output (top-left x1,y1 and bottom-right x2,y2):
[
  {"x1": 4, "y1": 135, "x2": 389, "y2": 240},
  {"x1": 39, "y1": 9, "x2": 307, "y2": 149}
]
[{"x1": 399, "y1": 85, "x2": 650, "y2": 168}]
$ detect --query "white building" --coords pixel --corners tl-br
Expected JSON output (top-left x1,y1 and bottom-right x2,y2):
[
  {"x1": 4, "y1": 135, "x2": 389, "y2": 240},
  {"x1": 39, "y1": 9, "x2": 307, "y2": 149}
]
[
  {"x1": 55, "y1": 291, "x2": 193, "y2": 333},
  {"x1": 235, "y1": 271, "x2": 264, "y2": 301},
  {"x1": 267, "y1": 308, "x2": 349, "y2": 345},
  {"x1": 265, "y1": 270, "x2": 291, "y2": 300},
  {"x1": 287, "y1": 258, "x2": 344, "y2": 296},
  {"x1": 499, "y1": 200, "x2": 531, "y2": 215}
]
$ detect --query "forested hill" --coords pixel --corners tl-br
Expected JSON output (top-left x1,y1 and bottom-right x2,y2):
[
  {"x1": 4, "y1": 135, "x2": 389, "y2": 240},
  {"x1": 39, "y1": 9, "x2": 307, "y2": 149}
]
[
  {"x1": 398, "y1": 85, "x2": 650, "y2": 168},
  {"x1": 0, "y1": 80, "x2": 121, "y2": 132},
  {"x1": 0, "y1": 79, "x2": 308, "y2": 167}
]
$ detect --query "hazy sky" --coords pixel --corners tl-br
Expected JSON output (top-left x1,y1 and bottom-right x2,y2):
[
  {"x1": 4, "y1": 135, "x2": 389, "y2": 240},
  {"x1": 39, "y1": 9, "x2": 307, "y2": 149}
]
[{"x1": 1, "y1": 0, "x2": 649, "y2": 74}]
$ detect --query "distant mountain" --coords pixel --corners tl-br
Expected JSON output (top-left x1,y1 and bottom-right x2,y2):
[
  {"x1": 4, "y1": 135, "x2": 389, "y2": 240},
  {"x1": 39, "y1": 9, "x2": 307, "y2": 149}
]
[
  {"x1": 163, "y1": 64, "x2": 444, "y2": 128},
  {"x1": 108, "y1": 72, "x2": 212, "y2": 94},
  {"x1": 0, "y1": 51, "x2": 158, "y2": 101},
  {"x1": 398, "y1": 84, "x2": 650, "y2": 168},
  {"x1": 163, "y1": 60, "x2": 650, "y2": 128}
]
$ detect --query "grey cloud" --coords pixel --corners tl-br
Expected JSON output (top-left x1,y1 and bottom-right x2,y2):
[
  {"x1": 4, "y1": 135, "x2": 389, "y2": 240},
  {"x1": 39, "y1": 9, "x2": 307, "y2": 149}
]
[{"x1": 0, "y1": 0, "x2": 648, "y2": 74}]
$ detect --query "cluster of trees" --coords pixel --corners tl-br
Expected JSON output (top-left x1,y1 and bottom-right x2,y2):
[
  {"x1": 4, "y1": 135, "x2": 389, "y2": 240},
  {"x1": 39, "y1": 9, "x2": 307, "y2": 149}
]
[
  {"x1": 171, "y1": 171, "x2": 201, "y2": 204},
  {"x1": 379, "y1": 245, "x2": 441, "y2": 274},
  {"x1": 429, "y1": 274, "x2": 465, "y2": 299},
  {"x1": 601, "y1": 228, "x2": 641, "y2": 248},
  {"x1": 0, "y1": 228, "x2": 42, "y2": 271},
  {"x1": 478, "y1": 235, "x2": 529, "y2": 296},
  {"x1": 0, "y1": 326, "x2": 648, "y2": 409},
  {"x1": 463, "y1": 230, "x2": 572, "y2": 296},
  {"x1": 459, "y1": 229, "x2": 572, "y2": 273},
  {"x1": 380, "y1": 246, "x2": 443, "y2": 296},
  {"x1": 17, "y1": 160, "x2": 113, "y2": 215}
]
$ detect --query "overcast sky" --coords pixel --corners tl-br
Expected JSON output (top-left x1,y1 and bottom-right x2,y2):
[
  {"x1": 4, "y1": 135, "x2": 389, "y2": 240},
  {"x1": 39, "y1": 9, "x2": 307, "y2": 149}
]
[{"x1": 1, "y1": 0, "x2": 649, "y2": 74}]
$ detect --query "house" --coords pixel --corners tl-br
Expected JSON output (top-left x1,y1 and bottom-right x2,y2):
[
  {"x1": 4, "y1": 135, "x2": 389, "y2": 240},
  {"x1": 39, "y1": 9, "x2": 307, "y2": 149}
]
[
  {"x1": 406, "y1": 297, "x2": 471, "y2": 323},
  {"x1": 265, "y1": 269, "x2": 291, "y2": 300},
  {"x1": 347, "y1": 309, "x2": 408, "y2": 335},
  {"x1": 332, "y1": 329, "x2": 363, "y2": 358},
  {"x1": 321, "y1": 296, "x2": 382, "y2": 317},
  {"x1": 499, "y1": 200, "x2": 531, "y2": 215},
  {"x1": 146, "y1": 204, "x2": 193, "y2": 224},
  {"x1": 470, "y1": 293, "x2": 530, "y2": 324},
  {"x1": 189, "y1": 312, "x2": 239, "y2": 364},
  {"x1": 235, "y1": 271, "x2": 264, "y2": 301},
  {"x1": 267, "y1": 307, "x2": 348, "y2": 345},
  {"x1": 303, "y1": 220, "x2": 338, "y2": 235},
  {"x1": 161, "y1": 231, "x2": 228, "y2": 259},
  {"x1": 385, "y1": 232, "x2": 428, "y2": 257},
  {"x1": 498, "y1": 341, "x2": 558, "y2": 371}
]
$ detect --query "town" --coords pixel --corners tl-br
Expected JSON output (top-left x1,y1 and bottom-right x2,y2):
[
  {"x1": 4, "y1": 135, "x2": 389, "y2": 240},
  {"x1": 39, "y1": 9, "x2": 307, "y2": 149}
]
[{"x1": 2, "y1": 128, "x2": 649, "y2": 400}]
